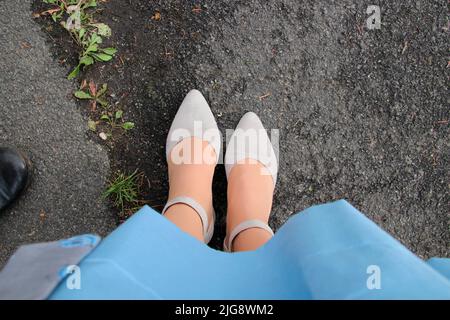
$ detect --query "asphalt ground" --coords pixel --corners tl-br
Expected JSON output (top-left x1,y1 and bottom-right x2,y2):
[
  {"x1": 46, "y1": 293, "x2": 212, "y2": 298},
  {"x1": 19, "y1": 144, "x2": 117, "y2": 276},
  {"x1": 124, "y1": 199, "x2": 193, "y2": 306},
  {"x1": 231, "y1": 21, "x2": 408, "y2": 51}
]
[
  {"x1": 0, "y1": 0, "x2": 447, "y2": 266},
  {"x1": 0, "y1": 0, "x2": 116, "y2": 267},
  {"x1": 93, "y1": 0, "x2": 448, "y2": 257}
]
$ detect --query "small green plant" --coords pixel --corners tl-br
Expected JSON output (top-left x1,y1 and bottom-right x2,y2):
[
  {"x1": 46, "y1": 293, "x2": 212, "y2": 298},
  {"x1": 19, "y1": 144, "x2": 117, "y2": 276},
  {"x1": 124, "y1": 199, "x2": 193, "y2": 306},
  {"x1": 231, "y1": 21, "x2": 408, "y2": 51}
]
[
  {"x1": 67, "y1": 25, "x2": 117, "y2": 79},
  {"x1": 102, "y1": 170, "x2": 140, "y2": 212},
  {"x1": 100, "y1": 110, "x2": 135, "y2": 131},
  {"x1": 74, "y1": 80, "x2": 134, "y2": 136},
  {"x1": 39, "y1": 0, "x2": 117, "y2": 79},
  {"x1": 74, "y1": 80, "x2": 108, "y2": 109}
]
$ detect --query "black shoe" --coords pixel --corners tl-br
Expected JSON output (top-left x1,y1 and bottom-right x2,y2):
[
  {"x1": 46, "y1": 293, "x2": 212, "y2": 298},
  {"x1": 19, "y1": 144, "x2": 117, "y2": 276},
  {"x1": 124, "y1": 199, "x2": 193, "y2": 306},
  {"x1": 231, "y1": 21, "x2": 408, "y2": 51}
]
[{"x1": 0, "y1": 147, "x2": 31, "y2": 211}]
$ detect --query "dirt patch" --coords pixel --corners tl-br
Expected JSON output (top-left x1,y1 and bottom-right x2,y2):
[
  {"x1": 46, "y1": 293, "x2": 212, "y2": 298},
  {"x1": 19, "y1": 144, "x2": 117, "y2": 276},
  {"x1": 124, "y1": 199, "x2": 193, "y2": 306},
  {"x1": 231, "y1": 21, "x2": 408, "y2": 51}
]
[{"x1": 31, "y1": 0, "x2": 449, "y2": 256}]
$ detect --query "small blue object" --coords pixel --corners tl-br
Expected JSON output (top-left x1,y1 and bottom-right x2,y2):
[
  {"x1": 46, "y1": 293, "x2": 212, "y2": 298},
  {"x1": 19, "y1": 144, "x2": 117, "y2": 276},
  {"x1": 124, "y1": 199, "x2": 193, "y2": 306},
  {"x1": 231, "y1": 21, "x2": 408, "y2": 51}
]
[
  {"x1": 50, "y1": 200, "x2": 450, "y2": 299},
  {"x1": 59, "y1": 234, "x2": 100, "y2": 248}
]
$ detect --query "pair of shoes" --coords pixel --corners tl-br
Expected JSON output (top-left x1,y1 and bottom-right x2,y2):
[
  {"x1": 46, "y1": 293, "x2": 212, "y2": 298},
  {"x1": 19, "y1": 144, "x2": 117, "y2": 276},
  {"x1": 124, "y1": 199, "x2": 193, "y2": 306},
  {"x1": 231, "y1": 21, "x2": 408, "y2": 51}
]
[
  {"x1": 162, "y1": 90, "x2": 278, "y2": 251},
  {"x1": 0, "y1": 148, "x2": 31, "y2": 211}
]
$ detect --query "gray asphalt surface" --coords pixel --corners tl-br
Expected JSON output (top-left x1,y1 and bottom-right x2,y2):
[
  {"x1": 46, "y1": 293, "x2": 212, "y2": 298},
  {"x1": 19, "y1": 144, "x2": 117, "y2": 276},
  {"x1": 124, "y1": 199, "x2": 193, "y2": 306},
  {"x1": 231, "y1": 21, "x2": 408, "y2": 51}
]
[
  {"x1": 197, "y1": 1, "x2": 449, "y2": 257},
  {"x1": 0, "y1": 0, "x2": 448, "y2": 267},
  {"x1": 0, "y1": 0, "x2": 116, "y2": 267},
  {"x1": 195, "y1": 1, "x2": 450, "y2": 258},
  {"x1": 91, "y1": 0, "x2": 448, "y2": 257}
]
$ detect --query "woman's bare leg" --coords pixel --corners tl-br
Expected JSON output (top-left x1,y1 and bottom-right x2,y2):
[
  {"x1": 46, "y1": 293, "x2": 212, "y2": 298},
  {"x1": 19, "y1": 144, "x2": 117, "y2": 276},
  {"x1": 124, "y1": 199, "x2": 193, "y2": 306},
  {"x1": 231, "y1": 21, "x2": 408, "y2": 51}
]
[
  {"x1": 226, "y1": 160, "x2": 274, "y2": 251},
  {"x1": 164, "y1": 137, "x2": 216, "y2": 242}
]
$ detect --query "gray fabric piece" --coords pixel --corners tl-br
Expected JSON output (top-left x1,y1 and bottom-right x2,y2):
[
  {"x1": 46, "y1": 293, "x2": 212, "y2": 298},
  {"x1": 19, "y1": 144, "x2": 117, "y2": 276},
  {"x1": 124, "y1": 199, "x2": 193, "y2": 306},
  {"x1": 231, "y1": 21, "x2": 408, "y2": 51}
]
[{"x1": 0, "y1": 234, "x2": 100, "y2": 300}]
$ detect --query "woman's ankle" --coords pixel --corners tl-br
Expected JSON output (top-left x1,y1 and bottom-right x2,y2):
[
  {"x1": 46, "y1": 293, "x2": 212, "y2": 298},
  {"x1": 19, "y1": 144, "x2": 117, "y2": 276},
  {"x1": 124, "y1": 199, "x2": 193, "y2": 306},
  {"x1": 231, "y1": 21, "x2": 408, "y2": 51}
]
[
  {"x1": 165, "y1": 138, "x2": 216, "y2": 242},
  {"x1": 226, "y1": 162, "x2": 274, "y2": 248},
  {"x1": 164, "y1": 203, "x2": 204, "y2": 242},
  {"x1": 232, "y1": 227, "x2": 272, "y2": 252}
]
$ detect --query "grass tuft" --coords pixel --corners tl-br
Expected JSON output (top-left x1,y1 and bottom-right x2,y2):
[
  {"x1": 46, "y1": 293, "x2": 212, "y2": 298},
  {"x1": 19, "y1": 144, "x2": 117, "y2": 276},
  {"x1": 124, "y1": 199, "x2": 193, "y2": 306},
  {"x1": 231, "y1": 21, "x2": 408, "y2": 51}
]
[{"x1": 102, "y1": 170, "x2": 140, "y2": 212}]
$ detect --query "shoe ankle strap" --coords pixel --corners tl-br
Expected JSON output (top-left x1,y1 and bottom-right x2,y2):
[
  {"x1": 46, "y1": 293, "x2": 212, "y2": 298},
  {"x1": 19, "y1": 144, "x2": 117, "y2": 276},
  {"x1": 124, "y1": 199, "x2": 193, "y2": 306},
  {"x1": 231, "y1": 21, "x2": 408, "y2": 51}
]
[
  {"x1": 162, "y1": 196, "x2": 209, "y2": 237},
  {"x1": 224, "y1": 219, "x2": 274, "y2": 252}
]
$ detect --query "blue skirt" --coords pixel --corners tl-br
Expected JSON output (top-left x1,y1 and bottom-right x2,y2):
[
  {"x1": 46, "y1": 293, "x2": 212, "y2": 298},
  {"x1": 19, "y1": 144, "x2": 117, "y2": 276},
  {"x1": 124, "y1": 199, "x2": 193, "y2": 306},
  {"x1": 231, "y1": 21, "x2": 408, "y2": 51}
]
[{"x1": 50, "y1": 200, "x2": 450, "y2": 299}]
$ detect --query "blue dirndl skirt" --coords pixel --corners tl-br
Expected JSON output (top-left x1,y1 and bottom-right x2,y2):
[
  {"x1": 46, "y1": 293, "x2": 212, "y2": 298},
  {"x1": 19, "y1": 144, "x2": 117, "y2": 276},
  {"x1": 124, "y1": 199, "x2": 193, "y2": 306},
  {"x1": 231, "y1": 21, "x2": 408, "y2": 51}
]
[{"x1": 49, "y1": 200, "x2": 450, "y2": 299}]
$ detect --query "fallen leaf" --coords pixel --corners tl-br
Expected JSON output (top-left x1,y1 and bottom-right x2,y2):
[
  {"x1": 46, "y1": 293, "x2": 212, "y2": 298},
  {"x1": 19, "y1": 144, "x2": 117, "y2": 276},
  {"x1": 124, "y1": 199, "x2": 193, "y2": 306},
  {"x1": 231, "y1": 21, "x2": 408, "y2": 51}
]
[
  {"x1": 151, "y1": 11, "x2": 161, "y2": 21},
  {"x1": 20, "y1": 41, "x2": 32, "y2": 49},
  {"x1": 258, "y1": 92, "x2": 271, "y2": 101},
  {"x1": 401, "y1": 41, "x2": 408, "y2": 55}
]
